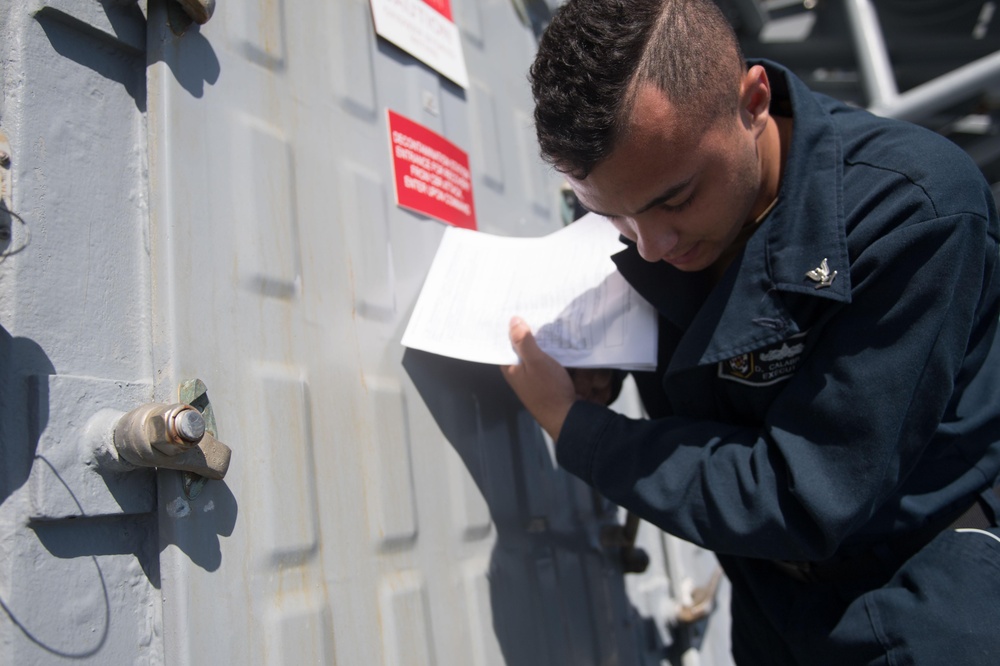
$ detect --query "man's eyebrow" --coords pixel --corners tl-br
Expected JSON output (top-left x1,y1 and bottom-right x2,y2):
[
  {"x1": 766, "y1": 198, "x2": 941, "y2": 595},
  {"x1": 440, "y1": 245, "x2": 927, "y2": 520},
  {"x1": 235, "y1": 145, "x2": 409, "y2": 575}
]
[
  {"x1": 633, "y1": 178, "x2": 694, "y2": 215},
  {"x1": 582, "y1": 177, "x2": 694, "y2": 219}
]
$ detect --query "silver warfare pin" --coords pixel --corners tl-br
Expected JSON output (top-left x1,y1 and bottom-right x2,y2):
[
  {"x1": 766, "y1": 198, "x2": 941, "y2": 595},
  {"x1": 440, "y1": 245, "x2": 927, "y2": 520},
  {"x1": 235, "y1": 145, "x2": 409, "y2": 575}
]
[{"x1": 805, "y1": 258, "x2": 837, "y2": 289}]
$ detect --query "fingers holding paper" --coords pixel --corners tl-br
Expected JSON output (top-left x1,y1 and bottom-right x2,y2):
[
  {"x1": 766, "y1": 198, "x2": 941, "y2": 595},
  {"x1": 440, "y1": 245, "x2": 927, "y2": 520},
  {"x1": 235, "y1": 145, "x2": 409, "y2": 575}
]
[{"x1": 500, "y1": 317, "x2": 577, "y2": 441}]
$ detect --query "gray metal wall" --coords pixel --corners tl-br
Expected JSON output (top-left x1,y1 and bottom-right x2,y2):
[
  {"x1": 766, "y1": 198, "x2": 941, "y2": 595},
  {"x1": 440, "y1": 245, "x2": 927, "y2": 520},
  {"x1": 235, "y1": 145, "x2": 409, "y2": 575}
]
[
  {"x1": 0, "y1": 1, "x2": 159, "y2": 663},
  {"x1": 1, "y1": 1, "x2": 715, "y2": 664}
]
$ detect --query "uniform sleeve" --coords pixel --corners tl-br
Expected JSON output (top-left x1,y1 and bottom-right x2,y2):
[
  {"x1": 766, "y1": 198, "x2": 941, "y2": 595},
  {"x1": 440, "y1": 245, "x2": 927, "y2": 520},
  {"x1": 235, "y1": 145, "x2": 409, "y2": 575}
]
[{"x1": 556, "y1": 213, "x2": 1000, "y2": 561}]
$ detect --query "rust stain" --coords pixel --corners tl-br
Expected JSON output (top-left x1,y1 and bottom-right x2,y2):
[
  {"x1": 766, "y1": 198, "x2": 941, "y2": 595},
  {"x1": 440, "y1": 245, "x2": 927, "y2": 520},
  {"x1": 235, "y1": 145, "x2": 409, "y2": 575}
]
[
  {"x1": 262, "y1": 0, "x2": 280, "y2": 57},
  {"x1": 345, "y1": 255, "x2": 358, "y2": 321}
]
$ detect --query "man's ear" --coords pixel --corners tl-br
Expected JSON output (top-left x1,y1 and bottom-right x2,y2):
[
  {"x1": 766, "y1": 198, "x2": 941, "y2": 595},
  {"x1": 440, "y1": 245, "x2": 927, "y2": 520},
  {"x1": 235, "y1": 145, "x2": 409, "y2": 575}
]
[{"x1": 739, "y1": 65, "x2": 772, "y2": 137}]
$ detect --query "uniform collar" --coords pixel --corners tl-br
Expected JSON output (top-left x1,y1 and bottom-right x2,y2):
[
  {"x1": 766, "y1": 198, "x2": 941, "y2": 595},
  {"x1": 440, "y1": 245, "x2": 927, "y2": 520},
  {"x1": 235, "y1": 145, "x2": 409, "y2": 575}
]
[{"x1": 612, "y1": 61, "x2": 852, "y2": 373}]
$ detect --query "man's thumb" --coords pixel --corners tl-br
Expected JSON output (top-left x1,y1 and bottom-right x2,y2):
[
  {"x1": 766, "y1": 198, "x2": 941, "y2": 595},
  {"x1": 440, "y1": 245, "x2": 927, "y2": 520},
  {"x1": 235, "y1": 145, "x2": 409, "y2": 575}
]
[{"x1": 509, "y1": 316, "x2": 542, "y2": 362}]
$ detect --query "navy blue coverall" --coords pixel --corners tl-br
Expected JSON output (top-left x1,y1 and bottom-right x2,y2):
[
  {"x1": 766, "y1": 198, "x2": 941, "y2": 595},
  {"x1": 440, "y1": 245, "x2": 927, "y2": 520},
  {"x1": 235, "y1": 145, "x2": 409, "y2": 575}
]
[{"x1": 556, "y1": 62, "x2": 1000, "y2": 664}]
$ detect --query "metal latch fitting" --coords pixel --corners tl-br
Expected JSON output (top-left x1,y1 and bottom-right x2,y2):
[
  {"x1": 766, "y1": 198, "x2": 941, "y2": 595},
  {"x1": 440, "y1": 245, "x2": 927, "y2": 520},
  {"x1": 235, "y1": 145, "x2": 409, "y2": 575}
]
[
  {"x1": 114, "y1": 402, "x2": 231, "y2": 480},
  {"x1": 674, "y1": 568, "x2": 724, "y2": 625},
  {"x1": 176, "y1": 0, "x2": 215, "y2": 24},
  {"x1": 167, "y1": 0, "x2": 215, "y2": 35},
  {"x1": 601, "y1": 511, "x2": 650, "y2": 574}
]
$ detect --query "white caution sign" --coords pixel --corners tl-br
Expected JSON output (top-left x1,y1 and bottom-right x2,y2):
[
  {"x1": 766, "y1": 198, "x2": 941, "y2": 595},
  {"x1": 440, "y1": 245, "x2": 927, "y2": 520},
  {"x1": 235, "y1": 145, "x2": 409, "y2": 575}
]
[{"x1": 370, "y1": 0, "x2": 470, "y2": 89}]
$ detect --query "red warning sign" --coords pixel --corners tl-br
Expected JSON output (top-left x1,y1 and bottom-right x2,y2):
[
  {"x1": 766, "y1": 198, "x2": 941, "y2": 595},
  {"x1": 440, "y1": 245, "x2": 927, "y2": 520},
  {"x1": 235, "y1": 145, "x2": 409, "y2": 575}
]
[
  {"x1": 423, "y1": 0, "x2": 452, "y2": 20},
  {"x1": 388, "y1": 110, "x2": 477, "y2": 230}
]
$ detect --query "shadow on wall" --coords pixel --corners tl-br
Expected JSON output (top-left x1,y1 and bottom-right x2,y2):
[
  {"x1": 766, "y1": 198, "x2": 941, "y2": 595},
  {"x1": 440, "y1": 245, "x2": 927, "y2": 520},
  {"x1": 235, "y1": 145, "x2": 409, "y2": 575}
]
[
  {"x1": 157, "y1": 471, "x2": 239, "y2": 574},
  {"x1": 147, "y1": 14, "x2": 222, "y2": 99},
  {"x1": 34, "y1": 1, "x2": 222, "y2": 110},
  {"x1": 34, "y1": 4, "x2": 149, "y2": 112},
  {"x1": 0, "y1": 322, "x2": 237, "y2": 572},
  {"x1": 0, "y1": 325, "x2": 54, "y2": 505},
  {"x1": 403, "y1": 348, "x2": 667, "y2": 665},
  {"x1": 0, "y1": 327, "x2": 108, "y2": 660},
  {"x1": 0, "y1": 324, "x2": 237, "y2": 660}
]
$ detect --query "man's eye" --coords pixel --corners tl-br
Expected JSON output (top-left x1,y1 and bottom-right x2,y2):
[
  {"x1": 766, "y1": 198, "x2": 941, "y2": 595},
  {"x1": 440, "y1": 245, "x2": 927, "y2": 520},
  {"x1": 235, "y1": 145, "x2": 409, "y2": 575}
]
[{"x1": 661, "y1": 196, "x2": 694, "y2": 212}]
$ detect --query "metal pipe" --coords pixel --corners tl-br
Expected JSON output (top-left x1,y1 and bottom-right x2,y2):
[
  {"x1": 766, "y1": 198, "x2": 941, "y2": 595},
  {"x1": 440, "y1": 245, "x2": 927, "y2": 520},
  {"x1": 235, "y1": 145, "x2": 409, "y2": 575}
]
[
  {"x1": 728, "y1": 0, "x2": 769, "y2": 39},
  {"x1": 869, "y1": 49, "x2": 1000, "y2": 123},
  {"x1": 844, "y1": 0, "x2": 899, "y2": 109}
]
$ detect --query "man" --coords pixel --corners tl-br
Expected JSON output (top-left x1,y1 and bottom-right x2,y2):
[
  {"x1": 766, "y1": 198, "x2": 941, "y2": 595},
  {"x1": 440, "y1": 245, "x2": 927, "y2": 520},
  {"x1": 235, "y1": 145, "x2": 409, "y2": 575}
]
[{"x1": 501, "y1": 0, "x2": 1000, "y2": 663}]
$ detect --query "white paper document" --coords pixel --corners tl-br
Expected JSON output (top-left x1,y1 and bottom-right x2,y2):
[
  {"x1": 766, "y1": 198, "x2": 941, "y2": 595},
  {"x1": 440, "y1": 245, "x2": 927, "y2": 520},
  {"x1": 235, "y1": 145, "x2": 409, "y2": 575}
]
[{"x1": 401, "y1": 213, "x2": 658, "y2": 369}]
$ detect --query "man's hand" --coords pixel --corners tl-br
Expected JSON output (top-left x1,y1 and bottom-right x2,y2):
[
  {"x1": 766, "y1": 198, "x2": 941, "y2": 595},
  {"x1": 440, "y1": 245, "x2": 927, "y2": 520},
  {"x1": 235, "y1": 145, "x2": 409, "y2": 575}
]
[{"x1": 500, "y1": 317, "x2": 577, "y2": 440}]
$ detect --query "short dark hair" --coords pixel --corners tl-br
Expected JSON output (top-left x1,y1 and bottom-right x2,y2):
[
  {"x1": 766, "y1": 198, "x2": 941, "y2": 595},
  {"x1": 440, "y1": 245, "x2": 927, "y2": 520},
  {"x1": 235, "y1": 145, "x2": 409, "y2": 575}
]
[{"x1": 529, "y1": 0, "x2": 746, "y2": 177}]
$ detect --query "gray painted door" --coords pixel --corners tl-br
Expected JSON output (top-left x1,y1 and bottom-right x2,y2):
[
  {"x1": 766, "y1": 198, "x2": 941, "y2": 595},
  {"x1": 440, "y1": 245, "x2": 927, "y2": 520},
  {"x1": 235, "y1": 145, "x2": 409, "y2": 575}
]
[{"x1": 146, "y1": 0, "x2": 681, "y2": 664}]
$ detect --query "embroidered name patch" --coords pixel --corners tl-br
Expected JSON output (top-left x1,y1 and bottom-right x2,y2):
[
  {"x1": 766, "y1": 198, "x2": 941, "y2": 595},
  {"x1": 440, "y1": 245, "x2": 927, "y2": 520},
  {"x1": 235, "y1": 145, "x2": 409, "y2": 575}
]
[{"x1": 717, "y1": 332, "x2": 808, "y2": 387}]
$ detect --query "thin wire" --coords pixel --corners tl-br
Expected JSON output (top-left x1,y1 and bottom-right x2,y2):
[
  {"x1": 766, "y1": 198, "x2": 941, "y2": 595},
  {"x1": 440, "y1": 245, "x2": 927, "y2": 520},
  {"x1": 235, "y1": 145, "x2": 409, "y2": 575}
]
[{"x1": 0, "y1": 207, "x2": 31, "y2": 263}]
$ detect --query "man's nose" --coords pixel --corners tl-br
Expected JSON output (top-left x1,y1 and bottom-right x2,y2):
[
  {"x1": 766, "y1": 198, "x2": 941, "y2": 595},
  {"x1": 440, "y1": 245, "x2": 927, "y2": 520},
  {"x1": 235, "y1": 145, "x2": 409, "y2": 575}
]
[{"x1": 634, "y1": 221, "x2": 680, "y2": 263}]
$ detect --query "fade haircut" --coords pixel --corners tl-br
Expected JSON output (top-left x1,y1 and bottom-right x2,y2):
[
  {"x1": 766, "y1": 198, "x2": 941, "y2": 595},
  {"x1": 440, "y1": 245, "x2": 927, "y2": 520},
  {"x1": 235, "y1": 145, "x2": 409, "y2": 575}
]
[{"x1": 530, "y1": 0, "x2": 746, "y2": 178}]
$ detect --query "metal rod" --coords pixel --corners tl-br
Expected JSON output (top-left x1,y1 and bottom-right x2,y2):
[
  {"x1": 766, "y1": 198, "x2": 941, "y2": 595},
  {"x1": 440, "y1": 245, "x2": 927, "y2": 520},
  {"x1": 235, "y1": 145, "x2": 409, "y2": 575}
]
[
  {"x1": 728, "y1": 0, "x2": 769, "y2": 38},
  {"x1": 844, "y1": 0, "x2": 899, "y2": 109},
  {"x1": 869, "y1": 49, "x2": 1000, "y2": 123}
]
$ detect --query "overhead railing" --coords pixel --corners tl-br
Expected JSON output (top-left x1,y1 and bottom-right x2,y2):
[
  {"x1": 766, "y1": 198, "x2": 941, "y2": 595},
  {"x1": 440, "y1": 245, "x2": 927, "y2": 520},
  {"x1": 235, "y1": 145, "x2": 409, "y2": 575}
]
[{"x1": 845, "y1": 0, "x2": 1000, "y2": 123}]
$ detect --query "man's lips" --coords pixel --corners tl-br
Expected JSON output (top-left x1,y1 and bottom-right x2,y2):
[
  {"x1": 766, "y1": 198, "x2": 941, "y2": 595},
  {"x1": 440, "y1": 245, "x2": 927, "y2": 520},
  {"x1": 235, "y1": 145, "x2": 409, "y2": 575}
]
[{"x1": 665, "y1": 243, "x2": 700, "y2": 265}]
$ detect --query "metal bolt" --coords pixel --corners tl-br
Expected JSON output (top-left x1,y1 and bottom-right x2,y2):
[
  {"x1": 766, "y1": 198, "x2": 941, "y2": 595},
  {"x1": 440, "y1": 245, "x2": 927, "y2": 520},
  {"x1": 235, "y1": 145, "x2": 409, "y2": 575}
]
[
  {"x1": 0, "y1": 151, "x2": 9, "y2": 167},
  {"x1": 176, "y1": 0, "x2": 216, "y2": 24},
  {"x1": 174, "y1": 408, "x2": 206, "y2": 443}
]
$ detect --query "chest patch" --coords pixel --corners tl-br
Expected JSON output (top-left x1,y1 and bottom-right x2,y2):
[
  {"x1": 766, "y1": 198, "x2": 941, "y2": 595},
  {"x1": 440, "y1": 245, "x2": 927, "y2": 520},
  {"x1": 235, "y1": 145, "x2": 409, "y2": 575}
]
[{"x1": 717, "y1": 332, "x2": 808, "y2": 387}]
